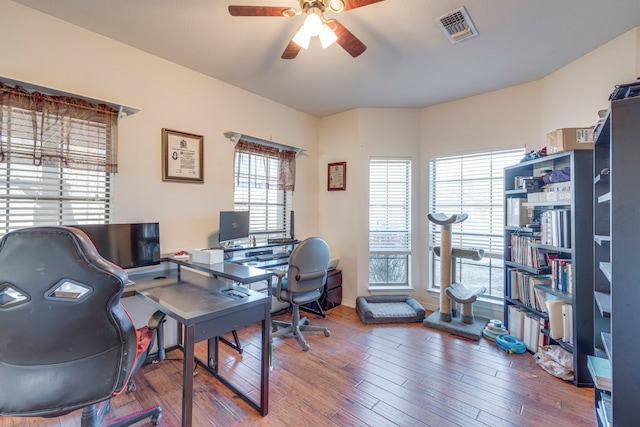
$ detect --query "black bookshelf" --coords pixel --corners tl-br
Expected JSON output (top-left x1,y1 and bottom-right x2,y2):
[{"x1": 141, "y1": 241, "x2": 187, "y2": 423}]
[
  {"x1": 504, "y1": 150, "x2": 593, "y2": 387},
  {"x1": 592, "y1": 96, "x2": 640, "y2": 426}
]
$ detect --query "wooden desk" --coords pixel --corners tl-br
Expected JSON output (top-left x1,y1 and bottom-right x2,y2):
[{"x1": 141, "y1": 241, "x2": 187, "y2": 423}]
[{"x1": 128, "y1": 269, "x2": 270, "y2": 427}]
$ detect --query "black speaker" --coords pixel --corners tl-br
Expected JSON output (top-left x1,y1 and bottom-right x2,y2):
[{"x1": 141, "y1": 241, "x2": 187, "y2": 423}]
[{"x1": 289, "y1": 210, "x2": 295, "y2": 240}]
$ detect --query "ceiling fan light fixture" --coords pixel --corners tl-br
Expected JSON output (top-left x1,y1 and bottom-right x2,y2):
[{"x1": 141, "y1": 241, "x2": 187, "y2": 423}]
[
  {"x1": 319, "y1": 24, "x2": 337, "y2": 48},
  {"x1": 327, "y1": 0, "x2": 345, "y2": 13},
  {"x1": 304, "y1": 8, "x2": 323, "y2": 36},
  {"x1": 292, "y1": 26, "x2": 311, "y2": 49}
]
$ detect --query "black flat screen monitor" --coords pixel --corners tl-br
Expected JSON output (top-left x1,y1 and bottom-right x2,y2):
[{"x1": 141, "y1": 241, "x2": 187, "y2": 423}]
[
  {"x1": 70, "y1": 222, "x2": 161, "y2": 269},
  {"x1": 219, "y1": 211, "x2": 250, "y2": 245}
]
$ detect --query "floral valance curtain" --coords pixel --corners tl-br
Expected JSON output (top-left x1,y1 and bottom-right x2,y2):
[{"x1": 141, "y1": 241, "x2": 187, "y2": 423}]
[
  {"x1": 235, "y1": 139, "x2": 296, "y2": 191},
  {"x1": 0, "y1": 82, "x2": 119, "y2": 173}
]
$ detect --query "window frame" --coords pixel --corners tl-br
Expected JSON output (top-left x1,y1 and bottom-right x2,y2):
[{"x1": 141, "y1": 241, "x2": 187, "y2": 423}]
[
  {"x1": 428, "y1": 147, "x2": 525, "y2": 300},
  {"x1": 0, "y1": 83, "x2": 116, "y2": 237},
  {"x1": 233, "y1": 143, "x2": 293, "y2": 242},
  {"x1": 368, "y1": 157, "x2": 412, "y2": 289}
]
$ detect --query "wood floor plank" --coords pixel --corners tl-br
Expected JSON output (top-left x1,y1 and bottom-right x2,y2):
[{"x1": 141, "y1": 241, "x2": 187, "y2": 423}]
[{"x1": 0, "y1": 306, "x2": 595, "y2": 427}]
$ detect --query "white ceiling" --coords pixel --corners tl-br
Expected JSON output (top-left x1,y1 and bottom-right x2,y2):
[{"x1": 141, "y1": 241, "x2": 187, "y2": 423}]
[{"x1": 13, "y1": 0, "x2": 640, "y2": 117}]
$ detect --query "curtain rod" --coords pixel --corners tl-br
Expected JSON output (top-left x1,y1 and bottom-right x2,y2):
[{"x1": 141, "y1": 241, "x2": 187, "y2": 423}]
[
  {"x1": 0, "y1": 75, "x2": 140, "y2": 117},
  {"x1": 224, "y1": 131, "x2": 305, "y2": 156}
]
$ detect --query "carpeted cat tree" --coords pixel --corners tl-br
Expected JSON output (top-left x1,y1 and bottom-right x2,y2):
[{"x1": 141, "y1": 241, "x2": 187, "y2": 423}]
[{"x1": 423, "y1": 212, "x2": 488, "y2": 340}]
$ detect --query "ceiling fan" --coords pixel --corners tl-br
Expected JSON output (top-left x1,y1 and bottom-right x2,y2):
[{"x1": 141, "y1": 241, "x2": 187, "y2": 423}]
[{"x1": 228, "y1": 0, "x2": 384, "y2": 59}]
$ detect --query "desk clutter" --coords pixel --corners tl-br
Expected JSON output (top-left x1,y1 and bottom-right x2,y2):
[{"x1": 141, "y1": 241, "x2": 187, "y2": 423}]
[{"x1": 191, "y1": 248, "x2": 224, "y2": 264}]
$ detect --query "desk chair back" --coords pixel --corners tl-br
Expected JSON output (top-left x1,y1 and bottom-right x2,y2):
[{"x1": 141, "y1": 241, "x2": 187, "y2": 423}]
[
  {"x1": 283, "y1": 237, "x2": 330, "y2": 302},
  {"x1": 0, "y1": 226, "x2": 150, "y2": 420}
]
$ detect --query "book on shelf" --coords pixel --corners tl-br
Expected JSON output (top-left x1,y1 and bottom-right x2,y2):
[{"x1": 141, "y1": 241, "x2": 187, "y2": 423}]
[
  {"x1": 546, "y1": 299, "x2": 568, "y2": 340},
  {"x1": 533, "y1": 287, "x2": 548, "y2": 313},
  {"x1": 539, "y1": 209, "x2": 571, "y2": 248},
  {"x1": 562, "y1": 303, "x2": 573, "y2": 344},
  {"x1": 598, "y1": 394, "x2": 612, "y2": 427},
  {"x1": 508, "y1": 267, "x2": 519, "y2": 300},
  {"x1": 550, "y1": 258, "x2": 573, "y2": 293},
  {"x1": 508, "y1": 304, "x2": 525, "y2": 340},
  {"x1": 523, "y1": 314, "x2": 539, "y2": 352},
  {"x1": 538, "y1": 318, "x2": 550, "y2": 347},
  {"x1": 507, "y1": 197, "x2": 529, "y2": 227},
  {"x1": 511, "y1": 271, "x2": 552, "y2": 311},
  {"x1": 587, "y1": 355, "x2": 612, "y2": 391}
]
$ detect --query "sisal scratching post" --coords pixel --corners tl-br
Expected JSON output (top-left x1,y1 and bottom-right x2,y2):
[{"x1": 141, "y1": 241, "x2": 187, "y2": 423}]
[{"x1": 439, "y1": 221, "x2": 453, "y2": 321}]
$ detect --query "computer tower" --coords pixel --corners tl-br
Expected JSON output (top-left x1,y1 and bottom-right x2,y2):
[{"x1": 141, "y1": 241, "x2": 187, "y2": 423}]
[{"x1": 321, "y1": 269, "x2": 342, "y2": 310}]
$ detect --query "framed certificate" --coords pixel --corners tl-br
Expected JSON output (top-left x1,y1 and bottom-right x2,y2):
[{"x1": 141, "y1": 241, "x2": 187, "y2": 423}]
[
  {"x1": 328, "y1": 162, "x2": 346, "y2": 191},
  {"x1": 162, "y1": 128, "x2": 204, "y2": 183}
]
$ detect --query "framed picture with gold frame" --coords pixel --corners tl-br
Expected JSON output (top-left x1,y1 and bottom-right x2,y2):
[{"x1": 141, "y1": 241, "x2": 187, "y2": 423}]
[
  {"x1": 328, "y1": 162, "x2": 346, "y2": 191},
  {"x1": 162, "y1": 128, "x2": 204, "y2": 183}
]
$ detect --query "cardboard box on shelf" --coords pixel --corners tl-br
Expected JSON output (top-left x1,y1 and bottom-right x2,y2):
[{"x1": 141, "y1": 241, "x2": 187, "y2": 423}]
[{"x1": 546, "y1": 127, "x2": 594, "y2": 153}]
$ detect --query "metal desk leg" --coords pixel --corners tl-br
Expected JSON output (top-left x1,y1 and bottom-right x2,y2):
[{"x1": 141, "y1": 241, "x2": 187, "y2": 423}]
[
  {"x1": 260, "y1": 314, "x2": 270, "y2": 415},
  {"x1": 182, "y1": 325, "x2": 195, "y2": 427},
  {"x1": 219, "y1": 330, "x2": 243, "y2": 354},
  {"x1": 207, "y1": 336, "x2": 220, "y2": 372}
]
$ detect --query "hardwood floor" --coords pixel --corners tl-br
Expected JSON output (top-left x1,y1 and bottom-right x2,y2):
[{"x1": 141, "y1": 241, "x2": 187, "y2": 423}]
[{"x1": 0, "y1": 305, "x2": 594, "y2": 426}]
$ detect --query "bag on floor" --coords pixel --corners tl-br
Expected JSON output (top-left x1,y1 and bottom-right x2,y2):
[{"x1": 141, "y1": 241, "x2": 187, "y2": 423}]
[{"x1": 533, "y1": 345, "x2": 573, "y2": 381}]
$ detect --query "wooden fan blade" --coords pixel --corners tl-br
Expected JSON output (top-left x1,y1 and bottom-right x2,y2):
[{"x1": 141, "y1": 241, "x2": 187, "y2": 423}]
[
  {"x1": 282, "y1": 40, "x2": 303, "y2": 59},
  {"x1": 228, "y1": 5, "x2": 295, "y2": 17},
  {"x1": 330, "y1": 19, "x2": 367, "y2": 57},
  {"x1": 342, "y1": 0, "x2": 384, "y2": 12},
  {"x1": 281, "y1": 27, "x2": 304, "y2": 59}
]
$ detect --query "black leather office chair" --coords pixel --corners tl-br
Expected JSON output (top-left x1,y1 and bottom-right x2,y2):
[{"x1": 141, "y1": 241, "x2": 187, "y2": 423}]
[
  {"x1": 271, "y1": 237, "x2": 331, "y2": 351},
  {"x1": 0, "y1": 226, "x2": 162, "y2": 426}
]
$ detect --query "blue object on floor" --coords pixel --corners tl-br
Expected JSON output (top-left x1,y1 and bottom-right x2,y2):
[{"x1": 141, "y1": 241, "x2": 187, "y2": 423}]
[
  {"x1": 496, "y1": 334, "x2": 527, "y2": 354},
  {"x1": 482, "y1": 319, "x2": 508, "y2": 341}
]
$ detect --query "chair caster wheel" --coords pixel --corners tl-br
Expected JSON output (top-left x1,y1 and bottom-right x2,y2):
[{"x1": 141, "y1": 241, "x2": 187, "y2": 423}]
[
  {"x1": 151, "y1": 412, "x2": 162, "y2": 425},
  {"x1": 303, "y1": 343, "x2": 310, "y2": 351},
  {"x1": 126, "y1": 381, "x2": 137, "y2": 393},
  {"x1": 324, "y1": 330, "x2": 331, "y2": 337}
]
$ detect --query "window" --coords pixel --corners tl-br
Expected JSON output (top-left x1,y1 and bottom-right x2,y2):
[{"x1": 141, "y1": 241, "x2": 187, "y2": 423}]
[
  {"x1": 369, "y1": 157, "x2": 412, "y2": 287},
  {"x1": 0, "y1": 83, "x2": 117, "y2": 237},
  {"x1": 233, "y1": 140, "x2": 296, "y2": 241},
  {"x1": 428, "y1": 148, "x2": 524, "y2": 299}
]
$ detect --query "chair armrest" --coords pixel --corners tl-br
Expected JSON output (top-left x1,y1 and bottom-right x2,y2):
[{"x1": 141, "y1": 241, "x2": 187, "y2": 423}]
[{"x1": 271, "y1": 270, "x2": 286, "y2": 279}]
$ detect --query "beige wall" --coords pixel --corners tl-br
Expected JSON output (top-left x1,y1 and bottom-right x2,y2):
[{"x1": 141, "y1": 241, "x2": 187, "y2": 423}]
[
  {"x1": 540, "y1": 27, "x2": 640, "y2": 142},
  {"x1": 0, "y1": 1, "x2": 320, "y2": 253}
]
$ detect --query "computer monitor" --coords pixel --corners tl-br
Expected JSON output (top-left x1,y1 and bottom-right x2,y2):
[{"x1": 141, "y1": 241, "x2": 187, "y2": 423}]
[
  {"x1": 219, "y1": 211, "x2": 250, "y2": 247},
  {"x1": 70, "y1": 222, "x2": 161, "y2": 269}
]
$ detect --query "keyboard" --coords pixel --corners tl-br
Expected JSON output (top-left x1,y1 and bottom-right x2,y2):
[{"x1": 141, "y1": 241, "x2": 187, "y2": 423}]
[
  {"x1": 255, "y1": 252, "x2": 290, "y2": 261},
  {"x1": 267, "y1": 238, "x2": 296, "y2": 244}
]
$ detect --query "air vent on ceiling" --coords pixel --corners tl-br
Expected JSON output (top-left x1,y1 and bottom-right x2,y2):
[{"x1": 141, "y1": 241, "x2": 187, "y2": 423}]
[{"x1": 437, "y1": 6, "x2": 478, "y2": 44}]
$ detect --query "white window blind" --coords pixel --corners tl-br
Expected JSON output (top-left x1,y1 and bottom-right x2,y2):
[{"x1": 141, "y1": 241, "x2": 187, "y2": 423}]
[
  {"x1": 0, "y1": 164, "x2": 111, "y2": 235},
  {"x1": 0, "y1": 83, "x2": 115, "y2": 237},
  {"x1": 369, "y1": 157, "x2": 412, "y2": 286},
  {"x1": 428, "y1": 148, "x2": 524, "y2": 298},
  {"x1": 234, "y1": 146, "x2": 292, "y2": 239}
]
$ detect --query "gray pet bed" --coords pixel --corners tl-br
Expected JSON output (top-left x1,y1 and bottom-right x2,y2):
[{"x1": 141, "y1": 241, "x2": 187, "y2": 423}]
[{"x1": 356, "y1": 295, "x2": 426, "y2": 324}]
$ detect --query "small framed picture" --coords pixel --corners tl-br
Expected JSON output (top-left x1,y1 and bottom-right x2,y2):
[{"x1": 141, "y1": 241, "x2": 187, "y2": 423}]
[
  {"x1": 328, "y1": 162, "x2": 346, "y2": 191},
  {"x1": 162, "y1": 128, "x2": 204, "y2": 183}
]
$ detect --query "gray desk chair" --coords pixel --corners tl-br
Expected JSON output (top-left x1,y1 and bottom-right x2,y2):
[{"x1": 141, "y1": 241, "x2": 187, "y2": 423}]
[{"x1": 271, "y1": 237, "x2": 331, "y2": 351}]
